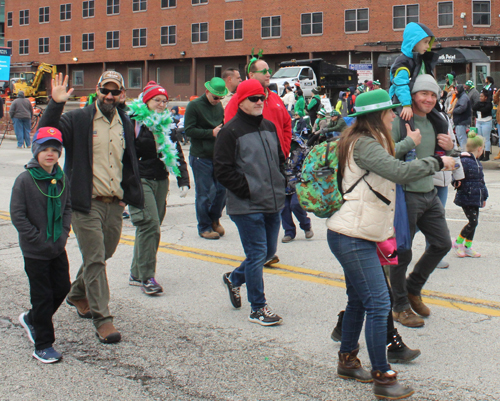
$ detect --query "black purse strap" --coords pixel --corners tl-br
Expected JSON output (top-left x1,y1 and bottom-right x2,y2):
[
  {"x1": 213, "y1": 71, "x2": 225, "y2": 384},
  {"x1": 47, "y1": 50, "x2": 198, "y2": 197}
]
[{"x1": 342, "y1": 171, "x2": 391, "y2": 206}]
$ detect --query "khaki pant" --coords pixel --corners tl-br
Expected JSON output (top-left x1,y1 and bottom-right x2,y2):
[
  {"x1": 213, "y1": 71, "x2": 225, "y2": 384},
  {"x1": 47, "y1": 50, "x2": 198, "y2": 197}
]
[
  {"x1": 69, "y1": 199, "x2": 123, "y2": 328},
  {"x1": 129, "y1": 178, "x2": 168, "y2": 281}
]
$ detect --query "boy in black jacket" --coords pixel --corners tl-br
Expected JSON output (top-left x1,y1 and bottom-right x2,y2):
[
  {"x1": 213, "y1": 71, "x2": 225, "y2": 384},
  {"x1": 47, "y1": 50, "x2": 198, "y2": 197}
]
[{"x1": 11, "y1": 127, "x2": 71, "y2": 363}]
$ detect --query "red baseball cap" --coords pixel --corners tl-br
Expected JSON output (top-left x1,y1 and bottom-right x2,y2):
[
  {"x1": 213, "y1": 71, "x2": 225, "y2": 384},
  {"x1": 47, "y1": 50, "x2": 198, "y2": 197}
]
[{"x1": 33, "y1": 127, "x2": 63, "y2": 145}]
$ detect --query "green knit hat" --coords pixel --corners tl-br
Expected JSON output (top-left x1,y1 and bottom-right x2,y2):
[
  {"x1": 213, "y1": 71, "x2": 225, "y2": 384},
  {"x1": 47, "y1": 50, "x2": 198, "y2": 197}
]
[
  {"x1": 372, "y1": 80, "x2": 381, "y2": 86},
  {"x1": 204, "y1": 77, "x2": 228, "y2": 97},
  {"x1": 317, "y1": 108, "x2": 327, "y2": 117},
  {"x1": 465, "y1": 80, "x2": 474, "y2": 88},
  {"x1": 331, "y1": 110, "x2": 341, "y2": 117},
  {"x1": 348, "y1": 89, "x2": 400, "y2": 117}
]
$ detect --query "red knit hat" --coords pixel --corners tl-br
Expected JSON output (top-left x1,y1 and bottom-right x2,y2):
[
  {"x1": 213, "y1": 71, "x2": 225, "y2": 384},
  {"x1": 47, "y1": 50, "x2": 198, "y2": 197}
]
[
  {"x1": 236, "y1": 79, "x2": 265, "y2": 106},
  {"x1": 142, "y1": 81, "x2": 168, "y2": 103}
]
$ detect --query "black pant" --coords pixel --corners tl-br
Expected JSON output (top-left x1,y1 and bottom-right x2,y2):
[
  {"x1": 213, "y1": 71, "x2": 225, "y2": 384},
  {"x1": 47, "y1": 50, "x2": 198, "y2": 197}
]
[
  {"x1": 460, "y1": 206, "x2": 479, "y2": 241},
  {"x1": 24, "y1": 251, "x2": 71, "y2": 350}
]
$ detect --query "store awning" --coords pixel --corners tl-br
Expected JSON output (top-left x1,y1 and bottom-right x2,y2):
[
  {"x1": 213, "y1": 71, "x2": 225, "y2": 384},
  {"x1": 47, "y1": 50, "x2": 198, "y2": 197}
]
[{"x1": 377, "y1": 48, "x2": 490, "y2": 67}]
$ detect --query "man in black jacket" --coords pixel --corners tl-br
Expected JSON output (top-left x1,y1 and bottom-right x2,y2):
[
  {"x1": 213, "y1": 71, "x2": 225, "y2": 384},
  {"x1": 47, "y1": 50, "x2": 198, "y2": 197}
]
[
  {"x1": 214, "y1": 79, "x2": 286, "y2": 326},
  {"x1": 38, "y1": 72, "x2": 144, "y2": 344}
]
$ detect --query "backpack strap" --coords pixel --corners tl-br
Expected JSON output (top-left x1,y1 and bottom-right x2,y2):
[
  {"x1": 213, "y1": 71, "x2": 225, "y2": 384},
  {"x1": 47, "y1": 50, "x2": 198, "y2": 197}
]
[{"x1": 342, "y1": 171, "x2": 391, "y2": 206}]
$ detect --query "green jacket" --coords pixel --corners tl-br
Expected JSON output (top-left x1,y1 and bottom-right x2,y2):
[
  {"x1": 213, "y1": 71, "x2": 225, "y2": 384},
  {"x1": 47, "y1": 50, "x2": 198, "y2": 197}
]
[
  {"x1": 307, "y1": 95, "x2": 321, "y2": 111},
  {"x1": 325, "y1": 117, "x2": 347, "y2": 133},
  {"x1": 294, "y1": 96, "x2": 305, "y2": 117},
  {"x1": 392, "y1": 114, "x2": 451, "y2": 193},
  {"x1": 184, "y1": 94, "x2": 224, "y2": 159}
]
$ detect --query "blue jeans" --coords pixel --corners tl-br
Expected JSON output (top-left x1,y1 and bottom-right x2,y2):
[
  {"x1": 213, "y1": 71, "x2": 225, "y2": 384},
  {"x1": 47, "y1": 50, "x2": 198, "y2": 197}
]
[
  {"x1": 476, "y1": 119, "x2": 492, "y2": 151},
  {"x1": 12, "y1": 118, "x2": 31, "y2": 147},
  {"x1": 455, "y1": 124, "x2": 468, "y2": 150},
  {"x1": 327, "y1": 230, "x2": 391, "y2": 372},
  {"x1": 189, "y1": 155, "x2": 226, "y2": 234},
  {"x1": 281, "y1": 193, "x2": 311, "y2": 238},
  {"x1": 229, "y1": 212, "x2": 281, "y2": 311}
]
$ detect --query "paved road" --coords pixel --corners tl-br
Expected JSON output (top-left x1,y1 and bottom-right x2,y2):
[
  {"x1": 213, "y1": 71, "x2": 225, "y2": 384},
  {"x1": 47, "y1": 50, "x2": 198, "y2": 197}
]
[{"x1": 1, "y1": 141, "x2": 500, "y2": 400}]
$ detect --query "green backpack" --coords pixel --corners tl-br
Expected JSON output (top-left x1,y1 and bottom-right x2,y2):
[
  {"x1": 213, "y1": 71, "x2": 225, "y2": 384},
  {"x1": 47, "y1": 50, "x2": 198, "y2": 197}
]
[{"x1": 296, "y1": 141, "x2": 372, "y2": 218}]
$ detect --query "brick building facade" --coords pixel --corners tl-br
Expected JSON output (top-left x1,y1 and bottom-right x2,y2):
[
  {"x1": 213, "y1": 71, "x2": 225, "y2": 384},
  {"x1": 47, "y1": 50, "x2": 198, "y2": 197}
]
[{"x1": 5, "y1": 0, "x2": 500, "y2": 99}]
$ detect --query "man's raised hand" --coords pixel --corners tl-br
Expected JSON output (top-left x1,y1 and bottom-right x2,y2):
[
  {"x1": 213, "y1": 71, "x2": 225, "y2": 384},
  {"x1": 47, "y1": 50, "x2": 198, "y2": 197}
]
[{"x1": 51, "y1": 73, "x2": 74, "y2": 103}]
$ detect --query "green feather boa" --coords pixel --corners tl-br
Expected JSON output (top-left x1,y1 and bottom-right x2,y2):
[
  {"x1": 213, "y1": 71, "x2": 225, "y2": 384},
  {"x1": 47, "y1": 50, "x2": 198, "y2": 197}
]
[{"x1": 127, "y1": 99, "x2": 180, "y2": 177}]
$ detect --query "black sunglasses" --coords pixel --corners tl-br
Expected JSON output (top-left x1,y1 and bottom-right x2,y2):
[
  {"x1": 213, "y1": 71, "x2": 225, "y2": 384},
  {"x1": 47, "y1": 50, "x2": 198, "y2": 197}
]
[
  {"x1": 99, "y1": 87, "x2": 122, "y2": 96},
  {"x1": 247, "y1": 95, "x2": 265, "y2": 103}
]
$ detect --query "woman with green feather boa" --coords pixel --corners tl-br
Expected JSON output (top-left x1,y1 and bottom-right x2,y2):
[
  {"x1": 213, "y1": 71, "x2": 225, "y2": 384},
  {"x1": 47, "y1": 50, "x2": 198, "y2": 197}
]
[{"x1": 127, "y1": 82, "x2": 190, "y2": 295}]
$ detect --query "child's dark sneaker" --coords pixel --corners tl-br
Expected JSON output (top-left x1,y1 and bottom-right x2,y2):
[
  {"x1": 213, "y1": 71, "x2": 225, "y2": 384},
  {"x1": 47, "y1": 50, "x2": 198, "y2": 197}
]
[
  {"x1": 19, "y1": 312, "x2": 36, "y2": 344},
  {"x1": 33, "y1": 347, "x2": 62, "y2": 364},
  {"x1": 141, "y1": 277, "x2": 163, "y2": 295},
  {"x1": 248, "y1": 305, "x2": 283, "y2": 326},
  {"x1": 129, "y1": 274, "x2": 142, "y2": 287}
]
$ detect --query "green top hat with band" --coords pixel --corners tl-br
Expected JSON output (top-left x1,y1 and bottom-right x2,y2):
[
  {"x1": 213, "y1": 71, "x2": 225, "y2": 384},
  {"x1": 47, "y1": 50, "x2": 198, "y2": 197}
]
[
  {"x1": 204, "y1": 77, "x2": 228, "y2": 97},
  {"x1": 348, "y1": 89, "x2": 400, "y2": 117}
]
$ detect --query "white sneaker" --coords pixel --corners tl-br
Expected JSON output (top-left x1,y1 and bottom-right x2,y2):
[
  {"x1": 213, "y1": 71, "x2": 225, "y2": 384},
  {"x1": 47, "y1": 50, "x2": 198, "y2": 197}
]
[
  {"x1": 453, "y1": 240, "x2": 466, "y2": 258},
  {"x1": 464, "y1": 247, "x2": 481, "y2": 258}
]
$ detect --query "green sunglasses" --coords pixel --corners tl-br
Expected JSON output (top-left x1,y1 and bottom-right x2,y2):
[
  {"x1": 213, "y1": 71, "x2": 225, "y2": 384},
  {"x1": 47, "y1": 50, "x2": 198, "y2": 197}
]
[{"x1": 254, "y1": 68, "x2": 273, "y2": 75}]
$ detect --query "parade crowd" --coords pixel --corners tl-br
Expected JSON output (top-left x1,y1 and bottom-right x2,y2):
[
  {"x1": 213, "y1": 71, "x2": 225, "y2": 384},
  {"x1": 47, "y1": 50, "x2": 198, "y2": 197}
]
[{"x1": 10, "y1": 21, "x2": 492, "y2": 401}]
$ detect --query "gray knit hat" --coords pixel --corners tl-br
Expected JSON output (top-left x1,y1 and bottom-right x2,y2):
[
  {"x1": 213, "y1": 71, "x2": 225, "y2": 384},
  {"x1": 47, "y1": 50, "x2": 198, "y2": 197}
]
[{"x1": 411, "y1": 74, "x2": 440, "y2": 97}]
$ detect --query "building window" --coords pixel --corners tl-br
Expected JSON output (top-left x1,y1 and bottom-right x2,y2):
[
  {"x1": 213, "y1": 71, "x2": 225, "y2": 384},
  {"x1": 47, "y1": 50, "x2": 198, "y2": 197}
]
[
  {"x1": 19, "y1": 39, "x2": 29, "y2": 55},
  {"x1": 133, "y1": 0, "x2": 147, "y2": 12},
  {"x1": 106, "y1": 31, "x2": 120, "y2": 49},
  {"x1": 161, "y1": 26, "x2": 176, "y2": 45},
  {"x1": 437, "y1": 2, "x2": 453, "y2": 27},
  {"x1": 393, "y1": 4, "x2": 419, "y2": 30},
  {"x1": 472, "y1": 1, "x2": 490, "y2": 26},
  {"x1": 128, "y1": 68, "x2": 142, "y2": 89},
  {"x1": 132, "y1": 28, "x2": 147, "y2": 47},
  {"x1": 345, "y1": 8, "x2": 369, "y2": 32},
  {"x1": 301, "y1": 12, "x2": 323, "y2": 36},
  {"x1": 83, "y1": 1, "x2": 95, "y2": 18},
  {"x1": 60, "y1": 4, "x2": 71, "y2": 21},
  {"x1": 7, "y1": 40, "x2": 12, "y2": 49},
  {"x1": 174, "y1": 65, "x2": 190, "y2": 84},
  {"x1": 39, "y1": 7, "x2": 50, "y2": 24},
  {"x1": 192, "y1": 0, "x2": 208, "y2": 4},
  {"x1": 7, "y1": 12, "x2": 13, "y2": 27},
  {"x1": 107, "y1": 0, "x2": 120, "y2": 15},
  {"x1": 60, "y1": 35, "x2": 71, "y2": 52},
  {"x1": 261, "y1": 16, "x2": 281, "y2": 39},
  {"x1": 20, "y1": 10, "x2": 29, "y2": 26},
  {"x1": 192, "y1": 23, "x2": 208, "y2": 43},
  {"x1": 38, "y1": 37, "x2": 49, "y2": 54},
  {"x1": 73, "y1": 71, "x2": 84, "y2": 86},
  {"x1": 161, "y1": 0, "x2": 176, "y2": 8},
  {"x1": 225, "y1": 19, "x2": 243, "y2": 41},
  {"x1": 82, "y1": 33, "x2": 95, "y2": 51}
]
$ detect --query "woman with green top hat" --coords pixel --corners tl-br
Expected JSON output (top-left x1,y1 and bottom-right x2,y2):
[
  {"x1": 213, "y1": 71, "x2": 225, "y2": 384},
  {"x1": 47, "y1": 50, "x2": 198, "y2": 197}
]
[{"x1": 326, "y1": 89, "x2": 456, "y2": 400}]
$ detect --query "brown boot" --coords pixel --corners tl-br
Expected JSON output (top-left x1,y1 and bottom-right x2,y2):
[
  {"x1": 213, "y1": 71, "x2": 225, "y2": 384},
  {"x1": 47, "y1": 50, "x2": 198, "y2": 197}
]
[
  {"x1": 392, "y1": 309, "x2": 424, "y2": 328},
  {"x1": 200, "y1": 230, "x2": 220, "y2": 240},
  {"x1": 337, "y1": 348, "x2": 373, "y2": 383},
  {"x1": 212, "y1": 221, "x2": 225, "y2": 237},
  {"x1": 66, "y1": 297, "x2": 92, "y2": 319},
  {"x1": 372, "y1": 369, "x2": 414, "y2": 400},
  {"x1": 407, "y1": 293, "x2": 430, "y2": 317},
  {"x1": 96, "y1": 322, "x2": 121, "y2": 344}
]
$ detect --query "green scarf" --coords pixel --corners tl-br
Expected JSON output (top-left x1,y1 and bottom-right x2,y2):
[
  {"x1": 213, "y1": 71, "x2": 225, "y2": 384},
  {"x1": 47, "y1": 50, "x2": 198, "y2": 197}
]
[{"x1": 27, "y1": 165, "x2": 65, "y2": 242}]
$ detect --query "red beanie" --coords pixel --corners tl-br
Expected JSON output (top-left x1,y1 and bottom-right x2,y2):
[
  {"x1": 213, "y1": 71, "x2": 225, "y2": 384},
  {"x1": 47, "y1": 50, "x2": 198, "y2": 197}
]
[
  {"x1": 236, "y1": 79, "x2": 265, "y2": 106},
  {"x1": 142, "y1": 81, "x2": 168, "y2": 103}
]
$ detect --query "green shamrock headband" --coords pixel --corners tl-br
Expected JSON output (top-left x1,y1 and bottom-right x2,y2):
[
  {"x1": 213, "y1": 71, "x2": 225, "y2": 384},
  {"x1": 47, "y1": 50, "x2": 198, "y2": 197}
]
[{"x1": 247, "y1": 48, "x2": 264, "y2": 75}]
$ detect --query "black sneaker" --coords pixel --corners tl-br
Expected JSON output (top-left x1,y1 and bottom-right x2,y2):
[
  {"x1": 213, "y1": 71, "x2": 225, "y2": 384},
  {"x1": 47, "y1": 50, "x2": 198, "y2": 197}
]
[
  {"x1": 19, "y1": 312, "x2": 36, "y2": 344},
  {"x1": 248, "y1": 305, "x2": 283, "y2": 326},
  {"x1": 33, "y1": 347, "x2": 62, "y2": 364},
  {"x1": 387, "y1": 328, "x2": 421, "y2": 363},
  {"x1": 330, "y1": 310, "x2": 344, "y2": 342},
  {"x1": 222, "y1": 272, "x2": 241, "y2": 308},
  {"x1": 141, "y1": 277, "x2": 163, "y2": 295},
  {"x1": 264, "y1": 255, "x2": 279, "y2": 267},
  {"x1": 129, "y1": 274, "x2": 142, "y2": 287}
]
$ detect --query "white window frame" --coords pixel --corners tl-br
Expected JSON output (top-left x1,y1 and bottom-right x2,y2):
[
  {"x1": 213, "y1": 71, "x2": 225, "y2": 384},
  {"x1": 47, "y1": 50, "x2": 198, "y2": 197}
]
[
  {"x1": 39, "y1": 37, "x2": 50, "y2": 54},
  {"x1": 393, "y1": 4, "x2": 419, "y2": 31},
  {"x1": 437, "y1": 1, "x2": 454, "y2": 28},
  {"x1": 59, "y1": 35, "x2": 71, "y2": 53},
  {"x1": 128, "y1": 68, "x2": 142, "y2": 89},
  {"x1": 106, "y1": 31, "x2": 120, "y2": 49},
  {"x1": 161, "y1": 0, "x2": 176, "y2": 8},
  {"x1": 261, "y1": 15, "x2": 281, "y2": 39},
  {"x1": 132, "y1": 28, "x2": 147, "y2": 48},
  {"x1": 472, "y1": 0, "x2": 491, "y2": 27},
  {"x1": 107, "y1": 0, "x2": 120, "y2": 16},
  {"x1": 83, "y1": 1, "x2": 95, "y2": 18},
  {"x1": 191, "y1": 22, "x2": 209, "y2": 43},
  {"x1": 133, "y1": 0, "x2": 147, "y2": 13},
  {"x1": 60, "y1": 4, "x2": 72, "y2": 21},
  {"x1": 7, "y1": 12, "x2": 13, "y2": 28},
  {"x1": 20, "y1": 10, "x2": 30, "y2": 26},
  {"x1": 192, "y1": 0, "x2": 208, "y2": 5},
  {"x1": 19, "y1": 39, "x2": 29, "y2": 56},
  {"x1": 301, "y1": 12, "x2": 323, "y2": 36},
  {"x1": 73, "y1": 71, "x2": 84, "y2": 87},
  {"x1": 344, "y1": 8, "x2": 369, "y2": 33},
  {"x1": 39, "y1": 7, "x2": 50, "y2": 24},
  {"x1": 82, "y1": 33, "x2": 95, "y2": 51},
  {"x1": 161, "y1": 25, "x2": 177, "y2": 46},
  {"x1": 224, "y1": 19, "x2": 243, "y2": 42}
]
